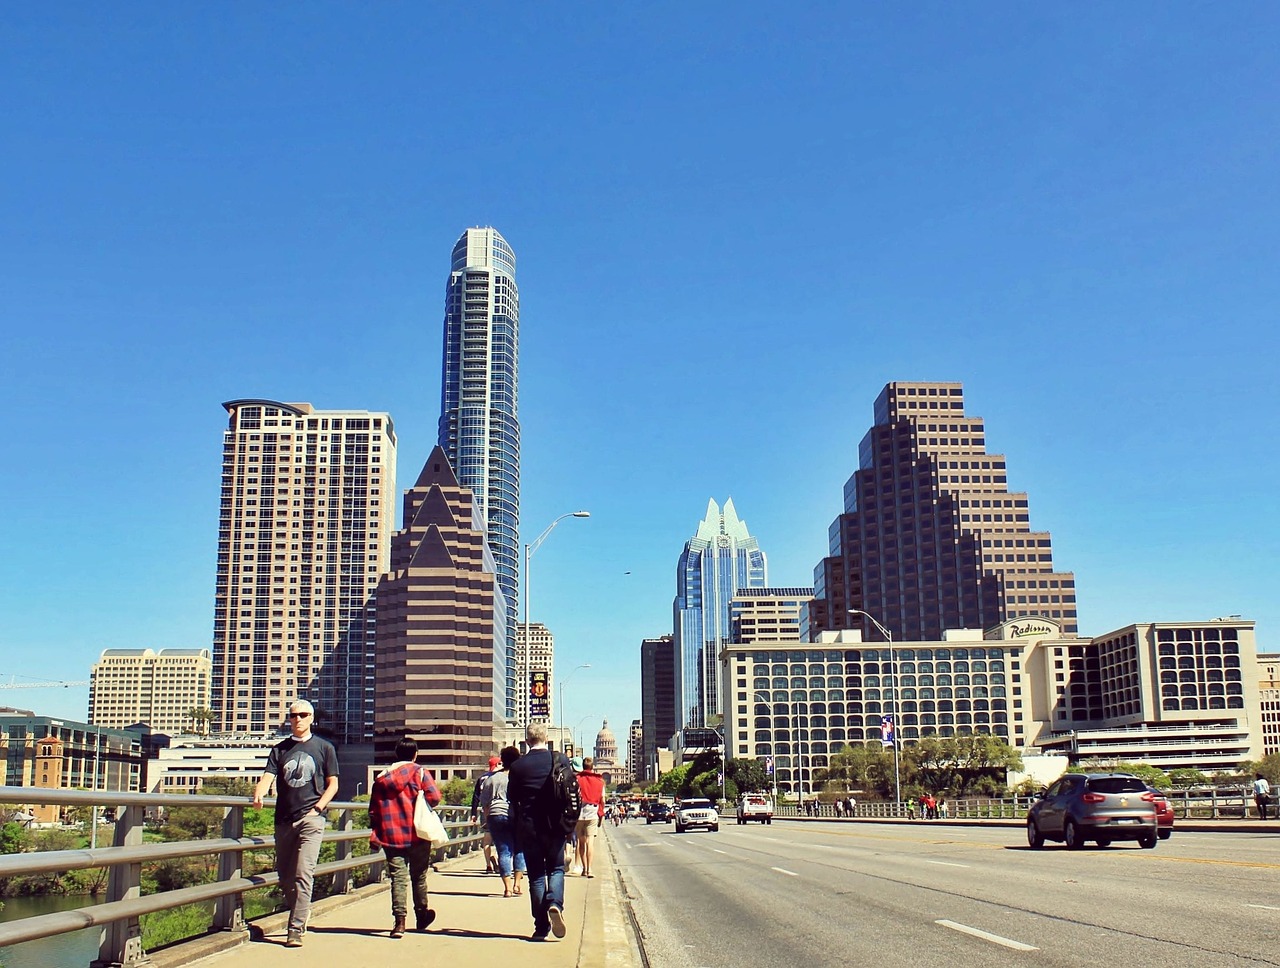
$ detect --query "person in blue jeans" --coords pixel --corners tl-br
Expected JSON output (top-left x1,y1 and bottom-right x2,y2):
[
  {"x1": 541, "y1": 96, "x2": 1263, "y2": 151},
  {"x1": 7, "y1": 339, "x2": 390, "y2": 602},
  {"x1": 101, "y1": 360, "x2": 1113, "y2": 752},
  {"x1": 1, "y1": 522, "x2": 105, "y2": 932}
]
[
  {"x1": 507, "y1": 722, "x2": 572, "y2": 941},
  {"x1": 480, "y1": 746, "x2": 527, "y2": 897}
]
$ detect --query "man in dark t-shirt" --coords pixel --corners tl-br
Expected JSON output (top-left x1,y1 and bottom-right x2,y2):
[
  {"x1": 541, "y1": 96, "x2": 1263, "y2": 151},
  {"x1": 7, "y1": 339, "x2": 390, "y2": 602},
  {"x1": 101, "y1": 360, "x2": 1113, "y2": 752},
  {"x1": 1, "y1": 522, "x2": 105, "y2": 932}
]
[{"x1": 253, "y1": 699, "x2": 339, "y2": 947}]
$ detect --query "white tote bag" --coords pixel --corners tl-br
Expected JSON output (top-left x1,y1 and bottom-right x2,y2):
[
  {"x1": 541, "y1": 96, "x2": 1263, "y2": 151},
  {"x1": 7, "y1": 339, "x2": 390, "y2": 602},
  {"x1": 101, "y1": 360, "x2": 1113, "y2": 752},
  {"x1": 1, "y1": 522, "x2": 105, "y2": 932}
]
[{"x1": 414, "y1": 790, "x2": 449, "y2": 844}]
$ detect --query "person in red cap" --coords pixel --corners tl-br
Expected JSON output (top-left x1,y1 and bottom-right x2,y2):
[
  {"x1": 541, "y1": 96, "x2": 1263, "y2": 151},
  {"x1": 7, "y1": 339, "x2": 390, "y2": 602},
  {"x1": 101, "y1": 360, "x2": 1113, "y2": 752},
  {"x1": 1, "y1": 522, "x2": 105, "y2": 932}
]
[{"x1": 471, "y1": 755, "x2": 502, "y2": 873}]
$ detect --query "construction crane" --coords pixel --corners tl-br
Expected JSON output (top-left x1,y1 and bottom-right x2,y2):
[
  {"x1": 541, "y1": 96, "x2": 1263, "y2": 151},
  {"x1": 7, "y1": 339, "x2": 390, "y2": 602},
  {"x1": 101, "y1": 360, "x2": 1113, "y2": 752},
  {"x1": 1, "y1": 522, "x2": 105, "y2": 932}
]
[{"x1": 0, "y1": 675, "x2": 91, "y2": 689}]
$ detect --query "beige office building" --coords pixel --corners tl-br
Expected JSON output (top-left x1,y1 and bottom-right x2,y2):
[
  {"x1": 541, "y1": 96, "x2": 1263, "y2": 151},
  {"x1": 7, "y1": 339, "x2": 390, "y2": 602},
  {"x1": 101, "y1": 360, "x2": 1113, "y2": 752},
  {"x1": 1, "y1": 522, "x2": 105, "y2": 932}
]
[
  {"x1": 730, "y1": 588, "x2": 813, "y2": 644},
  {"x1": 515, "y1": 622, "x2": 555, "y2": 726},
  {"x1": 89, "y1": 648, "x2": 212, "y2": 735},
  {"x1": 723, "y1": 617, "x2": 1260, "y2": 795},
  {"x1": 212, "y1": 399, "x2": 397, "y2": 743},
  {"x1": 1256, "y1": 652, "x2": 1280, "y2": 755}
]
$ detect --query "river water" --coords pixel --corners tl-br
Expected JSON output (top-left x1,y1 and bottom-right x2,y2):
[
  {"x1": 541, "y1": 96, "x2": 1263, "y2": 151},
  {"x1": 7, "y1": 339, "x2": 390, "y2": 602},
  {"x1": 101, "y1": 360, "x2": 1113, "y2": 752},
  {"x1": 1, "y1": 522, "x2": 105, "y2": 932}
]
[{"x1": 0, "y1": 896, "x2": 101, "y2": 968}]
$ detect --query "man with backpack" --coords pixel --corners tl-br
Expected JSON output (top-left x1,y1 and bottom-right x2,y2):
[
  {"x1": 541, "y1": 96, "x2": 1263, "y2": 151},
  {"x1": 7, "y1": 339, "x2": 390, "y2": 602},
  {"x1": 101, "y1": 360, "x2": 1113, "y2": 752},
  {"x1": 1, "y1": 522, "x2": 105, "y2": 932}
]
[{"x1": 508, "y1": 722, "x2": 580, "y2": 941}]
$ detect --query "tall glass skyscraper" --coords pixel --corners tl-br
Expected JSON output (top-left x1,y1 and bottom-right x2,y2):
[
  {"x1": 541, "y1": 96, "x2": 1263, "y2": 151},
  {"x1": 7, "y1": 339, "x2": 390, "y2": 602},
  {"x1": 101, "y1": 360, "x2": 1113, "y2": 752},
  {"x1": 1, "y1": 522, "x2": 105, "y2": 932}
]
[
  {"x1": 673, "y1": 499, "x2": 768, "y2": 731},
  {"x1": 438, "y1": 227, "x2": 521, "y2": 718}
]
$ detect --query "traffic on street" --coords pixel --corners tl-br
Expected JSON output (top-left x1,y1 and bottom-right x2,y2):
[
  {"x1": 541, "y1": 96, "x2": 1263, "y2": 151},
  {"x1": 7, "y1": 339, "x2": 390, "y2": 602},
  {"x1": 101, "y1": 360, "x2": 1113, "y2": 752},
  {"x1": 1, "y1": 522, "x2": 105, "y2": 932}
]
[{"x1": 607, "y1": 817, "x2": 1280, "y2": 967}]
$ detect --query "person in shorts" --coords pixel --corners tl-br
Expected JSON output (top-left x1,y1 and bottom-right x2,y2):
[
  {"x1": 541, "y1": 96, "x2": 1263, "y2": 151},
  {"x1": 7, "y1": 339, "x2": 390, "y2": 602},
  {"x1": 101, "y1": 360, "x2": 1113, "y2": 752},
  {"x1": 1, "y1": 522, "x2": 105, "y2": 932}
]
[{"x1": 573, "y1": 756, "x2": 605, "y2": 877}]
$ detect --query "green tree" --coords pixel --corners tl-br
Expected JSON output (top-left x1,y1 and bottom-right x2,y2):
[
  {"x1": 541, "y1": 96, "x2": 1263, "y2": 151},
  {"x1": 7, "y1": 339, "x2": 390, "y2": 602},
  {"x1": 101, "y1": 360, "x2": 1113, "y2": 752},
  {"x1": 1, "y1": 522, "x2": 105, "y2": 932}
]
[
  {"x1": 726, "y1": 758, "x2": 768, "y2": 794},
  {"x1": 0, "y1": 821, "x2": 26, "y2": 855},
  {"x1": 1238, "y1": 753, "x2": 1280, "y2": 786},
  {"x1": 186, "y1": 707, "x2": 216, "y2": 736},
  {"x1": 656, "y1": 764, "x2": 690, "y2": 797},
  {"x1": 813, "y1": 743, "x2": 894, "y2": 799},
  {"x1": 1167, "y1": 768, "x2": 1208, "y2": 790},
  {"x1": 440, "y1": 777, "x2": 473, "y2": 806},
  {"x1": 1069, "y1": 760, "x2": 1170, "y2": 788}
]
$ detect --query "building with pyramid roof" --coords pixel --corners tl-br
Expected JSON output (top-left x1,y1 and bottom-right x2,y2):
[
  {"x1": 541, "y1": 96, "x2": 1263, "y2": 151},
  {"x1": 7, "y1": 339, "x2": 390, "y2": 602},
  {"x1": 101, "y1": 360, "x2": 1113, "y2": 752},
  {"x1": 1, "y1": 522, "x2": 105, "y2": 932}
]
[
  {"x1": 673, "y1": 499, "x2": 768, "y2": 732},
  {"x1": 374, "y1": 446, "x2": 508, "y2": 778}
]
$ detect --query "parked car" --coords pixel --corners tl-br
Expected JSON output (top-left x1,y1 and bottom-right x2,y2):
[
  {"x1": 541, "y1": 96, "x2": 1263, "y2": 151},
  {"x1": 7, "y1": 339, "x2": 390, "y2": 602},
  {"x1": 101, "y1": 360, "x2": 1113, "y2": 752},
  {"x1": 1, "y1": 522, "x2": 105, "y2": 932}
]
[
  {"x1": 1026, "y1": 772, "x2": 1158, "y2": 850},
  {"x1": 1148, "y1": 786, "x2": 1174, "y2": 839},
  {"x1": 675, "y1": 798, "x2": 719, "y2": 833},
  {"x1": 736, "y1": 793, "x2": 774, "y2": 824},
  {"x1": 646, "y1": 803, "x2": 673, "y2": 824}
]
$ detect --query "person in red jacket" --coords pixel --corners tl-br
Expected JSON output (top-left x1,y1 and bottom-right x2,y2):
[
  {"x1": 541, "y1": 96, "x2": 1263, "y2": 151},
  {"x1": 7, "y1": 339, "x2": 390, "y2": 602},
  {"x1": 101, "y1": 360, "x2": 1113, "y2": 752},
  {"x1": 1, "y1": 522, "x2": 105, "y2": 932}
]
[
  {"x1": 574, "y1": 757, "x2": 606, "y2": 877},
  {"x1": 369, "y1": 738, "x2": 442, "y2": 938}
]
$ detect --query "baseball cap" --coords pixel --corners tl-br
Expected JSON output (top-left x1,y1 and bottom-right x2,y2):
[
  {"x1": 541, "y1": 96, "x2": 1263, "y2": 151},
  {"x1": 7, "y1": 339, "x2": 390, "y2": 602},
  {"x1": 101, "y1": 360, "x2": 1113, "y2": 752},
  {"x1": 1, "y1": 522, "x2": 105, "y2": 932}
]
[{"x1": 488, "y1": 755, "x2": 500, "y2": 769}]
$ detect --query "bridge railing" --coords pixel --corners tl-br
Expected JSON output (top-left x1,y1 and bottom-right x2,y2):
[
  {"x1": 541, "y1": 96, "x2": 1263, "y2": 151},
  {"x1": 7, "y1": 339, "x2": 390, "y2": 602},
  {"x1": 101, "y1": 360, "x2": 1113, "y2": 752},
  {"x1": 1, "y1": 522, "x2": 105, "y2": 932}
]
[
  {"x1": 773, "y1": 788, "x2": 1262, "y2": 821},
  {"x1": 0, "y1": 785, "x2": 482, "y2": 968}
]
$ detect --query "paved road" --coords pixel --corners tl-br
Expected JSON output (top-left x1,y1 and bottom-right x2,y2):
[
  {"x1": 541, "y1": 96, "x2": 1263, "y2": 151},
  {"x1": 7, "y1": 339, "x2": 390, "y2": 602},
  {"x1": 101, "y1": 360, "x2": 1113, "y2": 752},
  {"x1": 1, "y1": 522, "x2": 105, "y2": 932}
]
[{"x1": 611, "y1": 818, "x2": 1280, "y2": 967}]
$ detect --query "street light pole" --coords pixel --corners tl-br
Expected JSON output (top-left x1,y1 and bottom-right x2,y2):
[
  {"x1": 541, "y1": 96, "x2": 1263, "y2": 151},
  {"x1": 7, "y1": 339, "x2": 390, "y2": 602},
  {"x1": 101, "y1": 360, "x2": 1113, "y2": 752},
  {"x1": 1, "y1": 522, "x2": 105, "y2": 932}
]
[
  {"x1": 850, "y1": 609, "x2": 901, "y2": 809},
  {"x1": 522, "y1": 511, "x2": 590, "y2": 730},
  {"x1": 559, "y1": 663, "x2": 591, "y2": 755}
]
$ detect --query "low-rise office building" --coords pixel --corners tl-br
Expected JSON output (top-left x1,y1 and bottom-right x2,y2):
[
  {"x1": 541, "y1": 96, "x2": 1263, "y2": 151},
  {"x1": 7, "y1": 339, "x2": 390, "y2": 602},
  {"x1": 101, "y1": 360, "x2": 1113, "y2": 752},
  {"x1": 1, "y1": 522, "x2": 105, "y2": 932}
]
[
  {"x1": 0, "y1": 713, "x2": 145, "y2": 821},
  {"x1": 146, "y1": 734, "x2": 281, "y2": 794},
  {"x1": 722, "y1": 617, "x2": 1260, "y2": 796}
]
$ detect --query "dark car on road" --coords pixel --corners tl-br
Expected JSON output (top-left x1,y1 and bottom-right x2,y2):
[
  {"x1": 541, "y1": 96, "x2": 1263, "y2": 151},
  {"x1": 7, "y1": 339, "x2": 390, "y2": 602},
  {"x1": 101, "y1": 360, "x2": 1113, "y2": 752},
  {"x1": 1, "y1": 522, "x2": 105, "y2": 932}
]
[
  {"x1": 646, "y1": 803, "x2": 673, "y2": 824},
  {"x1": 1027, "y1": 772, "x2": 1158, "y2": 850}
]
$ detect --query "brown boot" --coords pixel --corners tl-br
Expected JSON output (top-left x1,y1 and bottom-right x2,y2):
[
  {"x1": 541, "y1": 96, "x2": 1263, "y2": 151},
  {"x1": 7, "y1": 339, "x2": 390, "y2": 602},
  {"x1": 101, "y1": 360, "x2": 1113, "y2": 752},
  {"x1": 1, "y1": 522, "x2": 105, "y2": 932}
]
[
  {"x1": 415, "y1": 906, "x2": 436, "y2": 932},
  {"x1": 391, "y1": 916, "x2": 406, "y2": 939}
]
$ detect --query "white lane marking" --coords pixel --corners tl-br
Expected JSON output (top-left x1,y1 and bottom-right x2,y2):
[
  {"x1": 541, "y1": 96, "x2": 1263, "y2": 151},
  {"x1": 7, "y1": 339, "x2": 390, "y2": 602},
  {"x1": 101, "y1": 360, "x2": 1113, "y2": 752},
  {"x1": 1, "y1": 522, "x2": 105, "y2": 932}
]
[
  {"x1": 926, "y1": 860, "x2": 970, "y2": 868},
  {"x1": 770, "y1": 866, "x2": 799, "y2": 876},
  {"x1": 712, "y1": 848, "x2": 727, "y2": 854},
  {"x1": 936, "y1": 920, "x2": 1038, "y2": 951},
  {"x1": 1247, "y1": 904, "x2": 1280, "y2": 911}
]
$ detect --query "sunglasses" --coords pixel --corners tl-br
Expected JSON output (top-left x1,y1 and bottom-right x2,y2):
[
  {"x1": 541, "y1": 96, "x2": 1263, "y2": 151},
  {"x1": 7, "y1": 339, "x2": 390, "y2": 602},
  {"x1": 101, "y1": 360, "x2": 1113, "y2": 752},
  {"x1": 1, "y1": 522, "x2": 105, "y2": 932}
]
[{"x1": 287, "y1": 712, "x2": 312, "y2": 719}]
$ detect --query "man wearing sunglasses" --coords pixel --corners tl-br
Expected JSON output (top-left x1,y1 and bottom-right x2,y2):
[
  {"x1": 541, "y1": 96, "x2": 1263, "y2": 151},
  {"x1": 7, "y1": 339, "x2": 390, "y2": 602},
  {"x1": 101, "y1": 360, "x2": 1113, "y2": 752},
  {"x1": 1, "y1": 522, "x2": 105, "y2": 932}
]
[{"x1": 253, "y1": 699, "x2": 340, "y2": 948}]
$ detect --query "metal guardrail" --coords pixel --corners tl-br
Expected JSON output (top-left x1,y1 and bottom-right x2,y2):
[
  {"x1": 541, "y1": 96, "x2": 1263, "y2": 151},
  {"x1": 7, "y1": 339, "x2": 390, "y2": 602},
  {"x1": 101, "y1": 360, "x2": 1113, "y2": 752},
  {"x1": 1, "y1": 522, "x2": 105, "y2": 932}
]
[
  {"x1": 773, "y1": 788, "x2": 1268, "y2": 821},
  {"x1": 0, "y1": 786, "x2": 483, "y2": 968}
]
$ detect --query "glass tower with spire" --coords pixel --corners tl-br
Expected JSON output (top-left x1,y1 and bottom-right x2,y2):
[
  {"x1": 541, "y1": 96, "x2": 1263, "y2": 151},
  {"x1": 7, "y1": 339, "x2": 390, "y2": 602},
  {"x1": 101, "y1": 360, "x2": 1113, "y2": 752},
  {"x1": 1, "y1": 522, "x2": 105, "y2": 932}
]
[
  {"x1": 673, "y1": 498, "x2": 767, "y2": 731},
  {"x1": 438, "y1": 227, "x2": 521, "y2": 718}
]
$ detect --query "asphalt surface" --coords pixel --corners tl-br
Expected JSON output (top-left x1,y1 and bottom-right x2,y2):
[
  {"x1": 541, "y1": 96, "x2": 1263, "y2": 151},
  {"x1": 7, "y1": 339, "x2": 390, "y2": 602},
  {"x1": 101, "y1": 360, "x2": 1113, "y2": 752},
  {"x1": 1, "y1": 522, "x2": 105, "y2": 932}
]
[{"x1": 611, "y1": 817, "x2": 1280, "y2": 967}]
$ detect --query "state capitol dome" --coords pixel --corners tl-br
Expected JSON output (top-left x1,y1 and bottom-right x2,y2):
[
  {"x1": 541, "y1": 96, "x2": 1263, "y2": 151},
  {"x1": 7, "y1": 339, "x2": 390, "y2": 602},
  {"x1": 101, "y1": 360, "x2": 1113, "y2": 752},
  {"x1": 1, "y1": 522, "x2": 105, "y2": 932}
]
[{"x1": 593, "y1": 719, "x2": 618, "y2": 762}]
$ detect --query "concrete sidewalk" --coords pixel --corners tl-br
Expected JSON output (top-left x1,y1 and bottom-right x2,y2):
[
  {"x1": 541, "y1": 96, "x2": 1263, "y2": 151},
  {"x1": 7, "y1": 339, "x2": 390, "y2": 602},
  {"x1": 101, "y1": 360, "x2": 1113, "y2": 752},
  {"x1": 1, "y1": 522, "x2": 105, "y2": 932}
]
[{"x1": 164, "y1": 832, "x2": 640, "y2": 968}]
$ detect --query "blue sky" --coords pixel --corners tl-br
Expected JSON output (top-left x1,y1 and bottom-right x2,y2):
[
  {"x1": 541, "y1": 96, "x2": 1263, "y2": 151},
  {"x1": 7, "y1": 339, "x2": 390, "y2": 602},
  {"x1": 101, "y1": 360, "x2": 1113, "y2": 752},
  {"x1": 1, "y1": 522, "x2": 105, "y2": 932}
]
[{"x1": 3, "y1": 4, "x2": 1278, "y2": 754}]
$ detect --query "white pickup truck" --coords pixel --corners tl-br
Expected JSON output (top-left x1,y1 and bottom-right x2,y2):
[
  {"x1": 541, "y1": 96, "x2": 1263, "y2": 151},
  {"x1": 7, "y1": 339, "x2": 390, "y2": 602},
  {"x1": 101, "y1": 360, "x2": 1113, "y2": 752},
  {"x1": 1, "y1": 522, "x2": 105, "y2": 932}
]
[{"x1": 736, "y1": 793, "x2": 774, "y2": 824}]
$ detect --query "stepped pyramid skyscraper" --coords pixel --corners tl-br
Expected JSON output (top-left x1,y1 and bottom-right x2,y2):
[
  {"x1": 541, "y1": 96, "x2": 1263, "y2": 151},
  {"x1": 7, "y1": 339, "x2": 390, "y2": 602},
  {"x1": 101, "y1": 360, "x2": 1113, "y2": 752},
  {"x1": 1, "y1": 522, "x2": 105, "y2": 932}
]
[
  {"x1": 807, "y1": 381, "x2": 1077, "y2": 641},
  {"x1": 374, "y1": 445, "x2": 507, "y2": 776},
  {"x1": 437, "y1": 227, "x2": 521, "y2": 719}
]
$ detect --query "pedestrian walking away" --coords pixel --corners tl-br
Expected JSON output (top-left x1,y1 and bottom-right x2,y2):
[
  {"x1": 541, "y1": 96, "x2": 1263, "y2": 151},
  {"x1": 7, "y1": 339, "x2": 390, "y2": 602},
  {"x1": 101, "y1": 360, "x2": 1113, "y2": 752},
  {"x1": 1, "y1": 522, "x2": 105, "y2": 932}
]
[
  {"x1": 1254, "y1": 774, "x2": 1272, "y2": 820},
  {"x1": 252, "y1": 700, "x2": 339, "y2": 948},
  {"x1": 472, "y1": 755, "x2": 501, "y2": 873},
  {"x1": 480, "y1": 745, "x2": 527, "y2": 898},
  {"x1": 574, "y1": 756, "x2": 606, "y2": 877},
  {"x1": 508, "y1": 722, "x2": 580, "y2": 941},
  {"x1": 368, "y1": 737, "x2": 442, "y2": 938}
]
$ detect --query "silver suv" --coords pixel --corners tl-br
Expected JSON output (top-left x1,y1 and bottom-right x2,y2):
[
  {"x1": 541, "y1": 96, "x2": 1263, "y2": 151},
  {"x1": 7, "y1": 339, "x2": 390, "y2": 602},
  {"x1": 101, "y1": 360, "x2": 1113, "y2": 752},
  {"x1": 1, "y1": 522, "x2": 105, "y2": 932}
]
[
  {"x1": 675, "y1": 798, "x2": 719, "y2": 833},
  {"x1": 1027, "y1": 772, "x2": 1158, "y2": 850}
]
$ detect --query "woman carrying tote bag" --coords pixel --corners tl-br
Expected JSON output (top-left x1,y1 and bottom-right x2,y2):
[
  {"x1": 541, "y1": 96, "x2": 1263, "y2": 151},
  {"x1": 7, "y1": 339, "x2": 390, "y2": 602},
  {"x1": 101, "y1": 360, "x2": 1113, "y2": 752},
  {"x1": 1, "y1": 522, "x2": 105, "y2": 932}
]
[{"x1": 369, "y1": 738, "x2": 442, "y2": 938}]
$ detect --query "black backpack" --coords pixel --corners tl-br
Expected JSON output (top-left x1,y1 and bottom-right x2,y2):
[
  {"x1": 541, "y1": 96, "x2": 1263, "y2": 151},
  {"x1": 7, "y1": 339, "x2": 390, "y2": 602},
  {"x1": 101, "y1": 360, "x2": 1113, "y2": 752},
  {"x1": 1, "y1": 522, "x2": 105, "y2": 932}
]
[{"x1": 537, "y1": 752, "x2": 580, "y2": 838}]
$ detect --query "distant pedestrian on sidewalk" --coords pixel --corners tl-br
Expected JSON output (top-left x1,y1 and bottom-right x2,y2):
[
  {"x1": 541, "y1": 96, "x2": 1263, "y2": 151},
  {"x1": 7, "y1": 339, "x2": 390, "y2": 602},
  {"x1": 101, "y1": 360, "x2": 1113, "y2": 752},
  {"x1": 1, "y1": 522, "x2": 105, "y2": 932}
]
[
  {"x1": 480, "y1": 746, "x2": 527, "y2": 898},
  {"x1": 368, "y1": 737, "x2": 442, "y2": 938},
  {"x1": 508, "y1": 722, "x2": 579, "y2": 941},
  {"x1": 1254, "y1": 774, "x2": 1272, "y2": 820},
  {"x1": 252, "y1": 700, "x2": 339, "y2": 948},
  {"x1": 574, "y1": 756, "x2": 606, "y2": 877},
  {"x1": 472, "y1": 755, "x2": 501, "y2": 873}
]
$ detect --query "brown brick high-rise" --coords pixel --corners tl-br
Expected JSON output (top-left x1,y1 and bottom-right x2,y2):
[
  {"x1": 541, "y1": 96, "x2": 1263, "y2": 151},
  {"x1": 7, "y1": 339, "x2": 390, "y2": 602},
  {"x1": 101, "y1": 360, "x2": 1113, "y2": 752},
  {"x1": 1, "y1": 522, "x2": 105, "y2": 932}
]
[
  {"x1": 808, "y1": 382, "x2": 1077, "y2": 641},
  {"x1": 374, "y1": 445, "x2": 506, "y2": 778}
]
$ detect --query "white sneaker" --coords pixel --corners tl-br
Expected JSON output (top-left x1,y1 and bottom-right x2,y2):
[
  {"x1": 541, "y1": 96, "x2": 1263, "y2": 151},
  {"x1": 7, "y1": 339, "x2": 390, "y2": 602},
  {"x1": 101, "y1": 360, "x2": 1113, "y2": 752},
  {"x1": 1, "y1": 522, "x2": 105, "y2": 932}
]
[{"x1": 548, "y1": 905, "x2": 566, "y2": 939}]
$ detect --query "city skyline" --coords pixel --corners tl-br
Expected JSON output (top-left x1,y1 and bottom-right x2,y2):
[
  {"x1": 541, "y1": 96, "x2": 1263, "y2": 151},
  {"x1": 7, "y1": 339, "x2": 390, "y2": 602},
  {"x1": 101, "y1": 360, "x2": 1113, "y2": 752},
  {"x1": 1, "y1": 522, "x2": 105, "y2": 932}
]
[{"x1": 4, "y1": 7, "x2": 1279, "y2": 749}]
